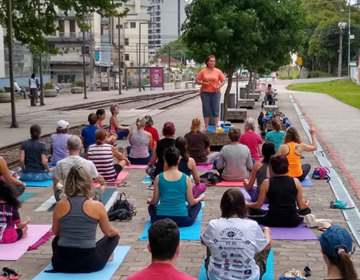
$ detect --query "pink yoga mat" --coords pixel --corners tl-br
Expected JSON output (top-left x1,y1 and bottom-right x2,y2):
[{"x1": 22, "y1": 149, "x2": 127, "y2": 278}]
[
  {"x1": 216, "y1": 181, "x2": 244, "y2": 187},
  {"x1": 125, "y1": 165, "x2": 147, "y2": 169},
  {"x1": 93, "y1": 171, "x2": 129, "y2": 186},
  {"x1": 262, "y1": 223, "x2": 317, "y2": 240},
  {"x1": 196, "y1": 164, "x2": 213, "y2": 170},
  {"x1": 0, "y1": 224, "x2": 52, "y2": 260}
]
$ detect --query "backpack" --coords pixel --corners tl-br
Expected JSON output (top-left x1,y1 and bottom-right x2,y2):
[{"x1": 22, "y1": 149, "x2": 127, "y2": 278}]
[
  {"x1": 312, "y1": 167, "x2": 330, "y2": 181},
  {"x1": 200, "y1": 172, "x2": 222, "y2": 185},
  {"x1": 107, "y1": 192, "x2": 136, "y2": 221}
]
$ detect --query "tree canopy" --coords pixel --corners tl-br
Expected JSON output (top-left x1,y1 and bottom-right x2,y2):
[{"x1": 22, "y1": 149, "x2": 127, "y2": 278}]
[
  {"x1": 182, "y1": 0, "x2": 307, "y2": 119},
  {"x1": 0, "y1": 0, "x2": 128, "y2": 53},
  {"x1": 154, "y1": 37, "x2": 188, "y2": 61}
]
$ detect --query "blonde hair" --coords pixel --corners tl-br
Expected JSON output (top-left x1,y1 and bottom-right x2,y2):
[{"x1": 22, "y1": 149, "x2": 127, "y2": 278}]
[
  {"x1": 284, "y1": 127, "x2": 301, "y2": 144},
  {"x1": 95, "y1": 129, "x2": 107, "y2": 144},
  {"x1": 244, "y1": 117, "x2": 257, "y2": 133},
  {"x1": 271, "y1": 118, "x2": 281, "y2": 132},
  {"x1": 136, "y1": 117, "x2": 146, "y2": 128},
  {"x1": 64, "y1": 165, "x2": 94, "y2": 199},
  {"x1": 190, "y1": 118, "x2": 201, "y2": 133}
]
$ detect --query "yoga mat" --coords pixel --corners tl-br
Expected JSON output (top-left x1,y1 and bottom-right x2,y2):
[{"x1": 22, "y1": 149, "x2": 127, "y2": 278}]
[
  {"x1": 239, "y1": 187, "x2": 252, "y2": 201},
  {"x1": 301, "y1": 175, "x2": 313, "y2": 187},
  {"x1": 196, "y1": 164, "x2": 213, "y2": 170},
  {"x1": 207, "y1": 125, "x2": 231, "y2": 132},
  {"x1": 198, "y1": 249, "x2": 274, "y2": 280},
  {"x1": 263, "y1": 223, "x2": 317, "y2": 240},
  {"x1": 125, "y1": 164, "x2": 147, "y2": 169},
  {"x1": 0, "y1": 224, "x2": 52, "y2": 261},
  {"x1": 216, "y1": 181, "x2": 244, "y2": 187},
  {"x1": 139, "y1": 211, "x2": 202, "y2": 241},
  {"x1": 47, "y1": 188, "x2": 117, "y2": 212},
  {"x1": 142, "y1": 176, "x2": 152, "y2": 184},
  {"x1": 18, "y1": 192, "x2": 36, "y2": 202},
  {"x1": 22, "y1": 180, "x2": 52, "y2": 188},
  {"x1": 93, "y1": 171, "x2": 129, "y2": 186},
  {"x1": 33, "y1": 246, "x2": 131, "y2": 280}
]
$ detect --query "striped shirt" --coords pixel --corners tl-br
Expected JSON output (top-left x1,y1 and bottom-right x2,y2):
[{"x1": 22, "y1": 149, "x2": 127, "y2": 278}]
[{"x1": 87, "y1": 143, "x2": 116, "y2": 182}]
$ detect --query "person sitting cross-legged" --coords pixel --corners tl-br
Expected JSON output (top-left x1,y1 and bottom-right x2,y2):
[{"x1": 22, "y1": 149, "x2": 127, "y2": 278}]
[
  {"x1": 127, "y1": 219, "x2": 196, "y2": 280},
  {"x1": 247, "y1": 155, "x2": 311, "y2": 227},
  {"x1": 264, "y1": 84, "x2": 275, "y2": 105},
  {"x1": 50, "y1": 165, "x2": 120, "y2": 273},
  {"x1": 81, "y1": 113, "x2": 100, "y2": 153},
  {"x1": 147, "y1": 147, "x2": 205, "y2": 228},
  {"x1": 215, "y1": 127, "x2": 253, "y2": 181},
  {"x1": 201, "y1": 189, "x2": 272, "y2": 280},
  {"x1": 53, "y1": 135, "x2": 106, "y2": 202},
  {"x1": 239, "y1": 118, "x2": 263, "y2": 163},
  {"x1": 50, "y1": 120, "x2": 72, "y2": 166}
]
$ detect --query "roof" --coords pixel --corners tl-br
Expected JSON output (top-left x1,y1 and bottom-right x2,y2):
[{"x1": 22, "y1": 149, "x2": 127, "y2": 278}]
[{"x1": 154, "y1": 55, "x2": 182, "y2": 64}]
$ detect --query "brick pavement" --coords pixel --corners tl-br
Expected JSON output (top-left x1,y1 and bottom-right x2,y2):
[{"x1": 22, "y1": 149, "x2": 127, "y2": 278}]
[{"x1": 1, "y1": 82, "x2": 360, "y2": 279}]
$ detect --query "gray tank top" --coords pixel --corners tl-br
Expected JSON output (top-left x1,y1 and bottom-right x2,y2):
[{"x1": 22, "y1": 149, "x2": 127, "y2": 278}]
[
  {"x1": 129, "y1": 130, "x2": 150, "y2": 158},
  {"x1": 255, "y1": 163, "x2": 274, "y2": 199},
  {"x1": 58, "y1": 196, "x2": 98, "y2": 248}
]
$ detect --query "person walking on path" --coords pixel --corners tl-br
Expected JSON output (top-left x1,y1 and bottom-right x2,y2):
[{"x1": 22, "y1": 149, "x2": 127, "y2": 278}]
[
  {"x1": 29, "y1": 73, "x2": 40, "y2": 106},
  {"x1": 196, "y1": 55, "x2": 226, "y2": 131}
]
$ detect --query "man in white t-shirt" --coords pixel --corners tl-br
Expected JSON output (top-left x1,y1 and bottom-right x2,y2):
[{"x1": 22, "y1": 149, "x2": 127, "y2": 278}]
[
  {"x1": 201, "y1": 189, "x2": 272, "y2": 280},
  {"x1": 53, "y1": 135, "x2": 106, "y2": 201}
]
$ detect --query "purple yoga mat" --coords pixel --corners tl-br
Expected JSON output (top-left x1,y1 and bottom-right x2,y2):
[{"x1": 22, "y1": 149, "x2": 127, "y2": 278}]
[
  {"x1": 239, "y1": 187, "x2": 252, "y2": 201},
  {"x1": 262, "y1": 223, "x2": 317, "y2": 240}
]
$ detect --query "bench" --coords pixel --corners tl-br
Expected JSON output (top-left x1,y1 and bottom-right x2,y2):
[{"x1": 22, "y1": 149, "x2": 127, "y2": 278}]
[
  {"x1": 248, "y1": 92, "x2": 261, "y2": 101},
  {"x1": 237, "y1": 99, "x2": 255, "y2": 109},
  {"x1": 227, "y1": 108, "x2": 248, "y2": 122},
  {"x1": 185, "y1": 81, "x2": 196, "y2": 89},
  {"x1": 206, "y1": 131, "x2": 231, "y2": 146},
  {"x1": 263, "y1": 105, "x2": 279, "y2": 112}
]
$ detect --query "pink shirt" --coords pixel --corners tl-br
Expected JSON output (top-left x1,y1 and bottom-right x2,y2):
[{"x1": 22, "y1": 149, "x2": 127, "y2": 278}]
[
  {"x1": 239, "y1": 131, "x2": 263, "y2": 161},
  {"x1": 127, "y1": 263, "x2": 196, "y2": 280}
]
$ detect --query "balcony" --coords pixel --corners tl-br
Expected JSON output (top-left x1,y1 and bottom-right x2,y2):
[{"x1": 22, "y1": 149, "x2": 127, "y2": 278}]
[
  {"x1": 50, "y1": 53, "x2": 90, "y2": 65},
  {"x1": 126, "y1": 13, "x2": 150, "y2": 22},
  {"x1": 46, "y1": 32, "x2": 90, "y2": 43}
]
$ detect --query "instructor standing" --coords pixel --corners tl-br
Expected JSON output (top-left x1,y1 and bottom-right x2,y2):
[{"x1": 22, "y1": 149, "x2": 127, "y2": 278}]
[{"x1": 196, "y1": 55, "x2": 226, "y2": 131}]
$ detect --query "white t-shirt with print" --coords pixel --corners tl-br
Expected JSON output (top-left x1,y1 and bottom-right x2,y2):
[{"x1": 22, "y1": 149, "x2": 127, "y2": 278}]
[
  {"x1": 202, "y1": 217, "x2": 269, "y2": 280},
  {"x1": 54, "y1": 156, "x2": 99, "y2": 184}
]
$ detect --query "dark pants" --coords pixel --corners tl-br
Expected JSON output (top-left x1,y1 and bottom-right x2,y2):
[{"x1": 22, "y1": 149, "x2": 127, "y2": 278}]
[
  {"x1": 116, "y1": 129, "x2": 130, "y2": 139},
  {"x1": 51, "y1": 235, "x2": 119, "y2": 273},
  {"x1": 148, "y1": 203, "x2": 201, "y2": 228},
  {"x1": 297, "y1": 164, "x2": 311, "y2": 182},
  {"x1": 127, "y1": 146, "x2": 151, "y2": 165},
  {"x1": 248, "y1": 207, "x2": 311, "y2": 227},
  {"x1": 30, "y1": 88, "x2": 38, "y2": 106}
]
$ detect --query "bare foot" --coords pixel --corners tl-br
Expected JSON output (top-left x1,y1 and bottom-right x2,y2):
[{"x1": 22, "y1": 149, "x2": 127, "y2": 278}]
[{"x1": 108, "y1": 252, "x2": 114, "y2": 262}]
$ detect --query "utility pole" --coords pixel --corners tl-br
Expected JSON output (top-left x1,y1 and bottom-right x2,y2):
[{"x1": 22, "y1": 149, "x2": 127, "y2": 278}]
[
  {"x1": 38, "y1": 3, "x2": 45, "y2": 106},
  {"x1": 178, "y1": 0, "x2": 181, "y2": 37},
  {"x1": 348, "y1": 2, "x2": 351, "y2": 80},
  {"x1": 82, "y1": 13, "x2": 88, "y2": 99},
  {"x1": 6, "y1": 0, "x2": 18, "y2": 128},
  {"x1": 168, "y1": 46, "x2": 171, "y2": 83},
  {"x1": 118, "y1": 16, "x2": 122, "y2": 94},
  {"x1": 139, "y1": 22, "x2": 142, "y2": 92},
  {"x1": 338, "y1": 10, "x2": 345, "y2": 78}
]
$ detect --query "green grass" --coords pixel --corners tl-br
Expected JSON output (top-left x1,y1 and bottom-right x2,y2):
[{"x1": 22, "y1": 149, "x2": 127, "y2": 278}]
[{"x1": 287, "y1": 79, "x2": 360, "y2": 109}]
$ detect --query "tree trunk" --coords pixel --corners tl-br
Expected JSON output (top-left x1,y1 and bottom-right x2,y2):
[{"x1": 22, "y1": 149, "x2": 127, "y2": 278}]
[
  {"x1": 235, "y1": 72, "x2": 239, "y2": 108},
  {"x1": 223, "y1": 72, "x2": 233, "y2": 121},
  {"x1": 247, "y1": 71, "x2": 253, "y2": 99},
  {"x1": 328, "y1": 61, "x2": 331, "y2": 74}
]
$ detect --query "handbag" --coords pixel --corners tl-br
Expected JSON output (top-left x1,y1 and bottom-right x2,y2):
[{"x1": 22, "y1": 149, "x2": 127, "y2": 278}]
[{"x1": 107, "y1": 192, "x2": 137, "y2": 221}]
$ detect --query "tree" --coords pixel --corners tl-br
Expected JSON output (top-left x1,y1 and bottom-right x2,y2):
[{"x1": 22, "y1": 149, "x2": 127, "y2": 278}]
[
  {"x1": 182, "y1": 0, "x2": 307, "y2": 120},
  {"x1": 154, "y1": 37, "x2": 188, "y2": 61},
  {"x1": 0, "y1": 0, "x2": 129, "y2": 53}
]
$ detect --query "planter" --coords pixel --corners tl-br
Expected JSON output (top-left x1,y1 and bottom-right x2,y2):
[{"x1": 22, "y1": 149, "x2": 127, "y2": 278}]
[
  {"x1": 71, "y1": 87, "x2": 84, "y2": 94},
  {"x1": 44, "y1": 89, "x2": 57, "y2": 97},
  {"x1": 174, "y1": 81, "x2": 181, "y2": 89},
  {"x1": 0, "y1": 92, "x2": 11, "y2": 103}
]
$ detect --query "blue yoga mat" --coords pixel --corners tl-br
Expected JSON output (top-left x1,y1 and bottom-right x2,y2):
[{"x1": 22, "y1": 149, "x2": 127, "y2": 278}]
[
  {"x1": 47, "y1": 188, "x2": 116, "y2": 211},
  {"x1": 198, "y1": 249, "x2": 274, "y2": 280},
  {"x1": 207, "y1": 125, "x2": 231, "y2": 132},
  {"x1": 142, "y1": 176, "x2": 152, "y2": 184},
  {"x1": 140, "y1": 211, "x2": 202, "y2": 241},
  {"x1": 301, "y1": 175, "x2": 313, "y2": 187},
  {"x1": 23, "y1": 180, "x2": 53, "y2": 188},
  {"x1": 33, "y1": 246, "x2": 130, "y2": 280},
  {"x1": 18, "y1": 192, "x2": 36, "y2": 202}
]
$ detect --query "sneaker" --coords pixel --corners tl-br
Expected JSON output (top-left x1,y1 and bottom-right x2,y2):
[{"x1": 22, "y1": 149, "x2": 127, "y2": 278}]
[{"x1": 147, "y1": 184, "x2": 154, "y2": 190}]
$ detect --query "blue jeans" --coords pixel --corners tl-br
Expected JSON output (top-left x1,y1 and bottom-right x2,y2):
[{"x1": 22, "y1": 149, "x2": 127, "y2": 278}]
[
  {"x1": 148, "y1": 203, "x2": 201, "y2": 227},
  {"x1": 20, "y1": 171, "x2": 54, "y2": 182},
  {"x1": 116, "y1": 129, "x2": 130, "y2": 139},
  {"x1": 264, "y1": 95, "x2": 274, "y2": 105},
  {"x1": 200, "y1": 92, "x2": 221, "y2": 118}
]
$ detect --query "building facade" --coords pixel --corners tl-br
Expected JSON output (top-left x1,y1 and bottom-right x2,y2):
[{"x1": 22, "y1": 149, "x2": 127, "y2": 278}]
[{"x1": 148, "y1": 0, "x2": 188, "y2": 57}]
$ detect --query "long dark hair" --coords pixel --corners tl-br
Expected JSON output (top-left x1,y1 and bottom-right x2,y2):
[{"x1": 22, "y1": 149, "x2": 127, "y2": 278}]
[
  {"x1": 175, "y1": 136, "x2": 189, "y2": 161},
  {"x1": 220, "y1": 189, "x2": 247, "y2": 218},
  {"x1": 326, "y1": 252, "x2": 358, "y2": 280},
  {"x1": 0, "y1": 181, "x2": 21, "y2": 208},
  {"x1": 262, "y1": 143, "x2": 275, "y2": 164}
]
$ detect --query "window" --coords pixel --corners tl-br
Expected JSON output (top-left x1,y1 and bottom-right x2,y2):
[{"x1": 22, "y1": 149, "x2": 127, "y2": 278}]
[
  {"x1": 57, "y1": 74, "x2": 75, "y2": 84},
  {"x1": 116, "y1": 24, "x2": 123, "y2": 29},
  {"x1": 58, "y1": 20, "x2": 64, "y2": 33},
  {"x1": 124, "y1": 22, "x2": 129, "y2": 29},
  {"x1": 130, "y1": 22, "x2": 136, "y2": 28},
  {"x1": 81, "y1": 46, "x2": 90, "y2": 55},
  {"x1": 116, "y1": 2, "x2": 122, "y2": 7},
  {"x1": 125, "y1": 38, "x2": 129, "y2": 46},
  {"x1": 125, "y1": 54, "x2": 129, "y2": 61},
  {"x1": 120, "y1": 45, "x2": 124, "y2": 49}
]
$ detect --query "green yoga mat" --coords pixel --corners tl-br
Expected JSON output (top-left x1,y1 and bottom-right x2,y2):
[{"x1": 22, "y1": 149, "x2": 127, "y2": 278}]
[{"x1": 18, "y1": 192, "x2": 36, "y2": 202}]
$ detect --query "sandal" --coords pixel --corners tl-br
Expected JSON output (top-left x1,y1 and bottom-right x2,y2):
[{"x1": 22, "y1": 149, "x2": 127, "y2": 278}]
[
  {"x1": 117, "y1": 181, "x2": 131, "y2": 187},
  {"x1": 330, "y1": 200, "x2": 355, "y2": 209}
]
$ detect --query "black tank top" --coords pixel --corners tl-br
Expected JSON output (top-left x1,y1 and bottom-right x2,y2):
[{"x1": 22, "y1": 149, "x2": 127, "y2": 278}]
[
  {"x1": 178, "y1": 158, "x2": 192, "y2": 176},
  {"x1": 267, "y1": 176, "x2": 298, "y2": 217},
  {"x1": 255, "y1": 163, "x2": 273, "y2": 199}
]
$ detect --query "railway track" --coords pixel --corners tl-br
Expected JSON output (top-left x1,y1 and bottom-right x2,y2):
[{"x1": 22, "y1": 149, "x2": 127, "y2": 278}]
[{"x1": 0, "y1": 90, "x2": 199, "y2": 169}]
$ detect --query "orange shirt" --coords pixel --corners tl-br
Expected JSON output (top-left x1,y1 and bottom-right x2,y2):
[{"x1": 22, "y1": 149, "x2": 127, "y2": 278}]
[
  {"x1": 285, "y1": 142, "x2": 303, "y2": 177},
  {"x1": 197, "y1": 67, "x2": 225, "y2": 93}
]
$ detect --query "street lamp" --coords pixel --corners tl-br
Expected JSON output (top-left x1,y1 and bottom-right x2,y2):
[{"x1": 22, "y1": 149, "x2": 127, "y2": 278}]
[
  {"x1": 139, "y1": 22, "x2": 148, "y2": 92},
  {"x1": 338, "y1": 19, "x2": 347, "y2": 77}
]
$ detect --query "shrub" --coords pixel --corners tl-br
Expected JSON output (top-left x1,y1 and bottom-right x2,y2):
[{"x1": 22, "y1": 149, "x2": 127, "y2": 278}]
[
  {"x1": 44, "y1": 82, "x2": 54, "y2": 90},
  {"x1": 72, "y1": 81, "x2": 84, "y2": 87},
  {"x1": 0, "y1": 88, "x2": 6, "y2": 93}
]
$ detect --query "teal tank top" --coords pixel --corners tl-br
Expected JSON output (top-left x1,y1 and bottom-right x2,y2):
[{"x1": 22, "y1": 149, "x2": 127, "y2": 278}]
[{"x1": 157, "y1": 173, "x2": 188, "y2": 217}]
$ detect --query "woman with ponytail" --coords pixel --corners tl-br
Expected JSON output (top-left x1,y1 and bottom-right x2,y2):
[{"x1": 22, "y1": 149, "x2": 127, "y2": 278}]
[
  {"x1": 318, "y1": 225, "x2": 358, "y2": 280},
  {"x1": 127, "y1": 117, "x2": 152, "y2": 165}
]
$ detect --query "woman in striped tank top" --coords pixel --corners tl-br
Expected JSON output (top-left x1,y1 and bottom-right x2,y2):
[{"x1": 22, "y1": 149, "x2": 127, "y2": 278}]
[{"x1": 88, "y1": 129, "x2": 130, "y2": 182}]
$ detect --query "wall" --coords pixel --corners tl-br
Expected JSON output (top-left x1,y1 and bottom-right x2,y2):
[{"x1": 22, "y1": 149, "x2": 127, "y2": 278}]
[
  {"x1": 0, "y1": 75, "x2": 51, "y2": 89},
  {"x1": 350, "y1": 65, "x2": 359, "y2": 84}
]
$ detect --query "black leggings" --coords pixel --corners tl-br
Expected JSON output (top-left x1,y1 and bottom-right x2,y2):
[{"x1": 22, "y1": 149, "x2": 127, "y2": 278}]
[
  {"x1": 50, "y1": 235, "x2": 119, "y2": 273},
  {"x1": 248, "y1": 208, "x2": 311, "y2": 228},
  {"x1": 297, "y1": 164, "x2": 311, "y2": 182}
]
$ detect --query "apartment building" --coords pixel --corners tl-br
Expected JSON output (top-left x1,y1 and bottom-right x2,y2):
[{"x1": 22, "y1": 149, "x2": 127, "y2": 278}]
[
  {"x1": 148, "y1": 0, "x2": 188, "y2": 57},
  {"x1": 110, "y1": 0, "x2": 150, "y2": 70}
]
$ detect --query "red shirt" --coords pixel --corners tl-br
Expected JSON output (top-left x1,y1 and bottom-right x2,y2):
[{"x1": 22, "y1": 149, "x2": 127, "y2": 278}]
[
  {"x1": 144, "y1": 126, "x2": 160, "y2": 148},
  {"x1": 239, "y1": 131, "x2": 263, "y2": 161},
  {"x1": 96, "y1": 121, "x2": 104, "y2": 129},
  {"x1": 127, "y1": 263, "x2": 196, "y2": 280}
]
